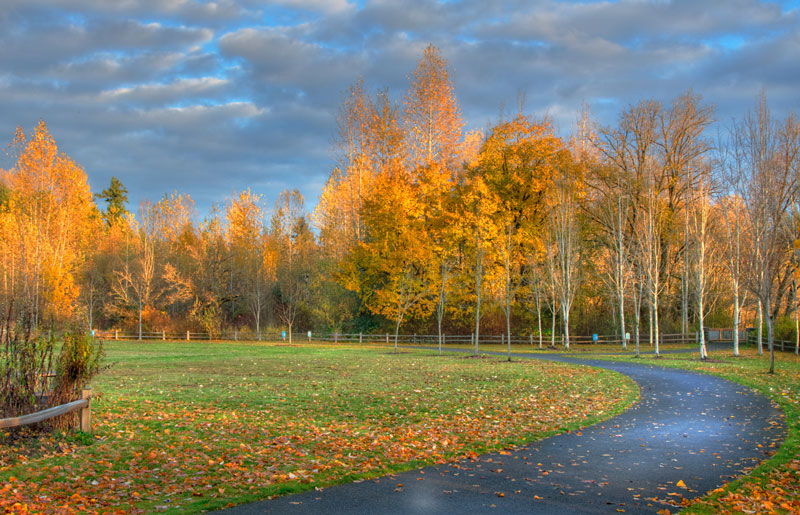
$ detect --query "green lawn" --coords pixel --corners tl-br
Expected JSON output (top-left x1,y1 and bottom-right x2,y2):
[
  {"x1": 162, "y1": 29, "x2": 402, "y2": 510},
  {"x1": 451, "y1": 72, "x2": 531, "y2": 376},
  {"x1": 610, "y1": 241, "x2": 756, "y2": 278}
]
[
  {"x1": 417, "y1": 340, "x2": 696, "y2": 355},
  {"x1": 0, "y1": 340, "x2": 636, "y2": 514},
  {"x1": 584, "y1": 346, "x2": 800, "y2": 514}
]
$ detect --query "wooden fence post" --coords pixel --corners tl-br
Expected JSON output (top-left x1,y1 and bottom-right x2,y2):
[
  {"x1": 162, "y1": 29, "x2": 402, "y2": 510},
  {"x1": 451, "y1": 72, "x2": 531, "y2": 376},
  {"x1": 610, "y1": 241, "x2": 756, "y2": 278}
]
[
  {"x1": 530, "y1": 334, "x2": 533, "y2": 345},
  {"x1": 359, "y1": 332, "x2": 363, "y2": 344},
  {"x1": 79, "y1": 389, "x2": 92, "y2": 433},
  {"x1": 114, "y1": 329, "x2": 118, "y2": 340},
  {"x1": 162, "y1": 330, "x2": 166, "y2": 341},
  {"x1": 234, "y1": 330, "x2": 238, "y2": 341},
  {"x1": 186, "y1": 330, "x2": 190, "y2": 341},
  {"x1": 386, "y1": 333, "x2": 389, "y2": 344}
]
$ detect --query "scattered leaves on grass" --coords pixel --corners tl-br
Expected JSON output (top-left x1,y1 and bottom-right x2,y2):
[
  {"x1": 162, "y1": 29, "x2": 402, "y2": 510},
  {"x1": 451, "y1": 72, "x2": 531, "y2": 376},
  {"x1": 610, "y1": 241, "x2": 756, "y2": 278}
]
[{"x1": 0, "y1": 342, "x2": 636, "y2": 514}]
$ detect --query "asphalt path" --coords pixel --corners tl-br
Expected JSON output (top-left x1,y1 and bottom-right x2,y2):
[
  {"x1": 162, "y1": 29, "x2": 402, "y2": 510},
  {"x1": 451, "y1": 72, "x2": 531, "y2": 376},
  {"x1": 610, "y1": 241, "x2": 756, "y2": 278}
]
[{"x1": 215, "y1": 346, "x2": 785, "y2": 514}]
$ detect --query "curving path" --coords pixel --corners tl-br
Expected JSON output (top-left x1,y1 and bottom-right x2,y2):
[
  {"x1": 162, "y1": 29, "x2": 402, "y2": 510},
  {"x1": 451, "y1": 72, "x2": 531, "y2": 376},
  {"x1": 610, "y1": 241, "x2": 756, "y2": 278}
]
[{"x1": 216, "y1": 349, "x2": 785, "y2": 514}]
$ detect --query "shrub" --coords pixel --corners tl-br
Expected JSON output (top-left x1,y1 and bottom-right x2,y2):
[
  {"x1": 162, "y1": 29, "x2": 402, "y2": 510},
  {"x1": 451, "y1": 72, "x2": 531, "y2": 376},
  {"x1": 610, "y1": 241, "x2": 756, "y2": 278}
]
[
  {"x1": 49, "y1": 331, "x2": 104, "y2": 429},
  {"x1": 0, "y1": 329, "x2": 54, "y2": 418}
]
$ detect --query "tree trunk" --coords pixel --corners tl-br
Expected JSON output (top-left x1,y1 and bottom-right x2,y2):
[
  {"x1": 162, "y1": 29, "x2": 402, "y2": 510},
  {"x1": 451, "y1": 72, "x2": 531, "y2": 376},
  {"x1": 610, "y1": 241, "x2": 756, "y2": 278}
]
[
  {"x1": 537, "y1": 297, "x2": 543, "y2": 350},
  {"x1": 733, "y1": 290, "x2": 740, "y2": 357},
  {"x1": 474, "y1": 231, "x2": 482, "y2": 356},
  {"x1": 506, "y1": 309, "x2": 512, "y2": 362},
  {"x1": 766, "y1": 311, "x2": 775, "y2": 374},
  {"x1": 699, "y1": 300, "x2": 707, "y2": 360},
  {"x1": 619, "y1": 290, "x2": 626, "y2": 350},
  {"x1": 138, "y1": 297, "x2": 143, "y2": 341},
  {"x1": 394, "y1": 316, "x2": 402, "y2": 354},
  {"x1": 653, "y1": 295, "x2": 660, "y2": 356},
  {"x1": 438, "y1": 316, "x2": 442, "y2": 356},
  {"x1": 757, "y1": 300, "x2": 764, "y2": 355}
]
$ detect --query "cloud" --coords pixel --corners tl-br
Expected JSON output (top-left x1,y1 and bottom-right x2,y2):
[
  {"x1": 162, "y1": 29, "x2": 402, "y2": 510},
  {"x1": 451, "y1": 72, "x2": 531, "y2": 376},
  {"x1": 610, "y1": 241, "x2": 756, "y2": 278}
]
[{"x1": 0, "y1": 0, "x2": 798, "y2": 217}]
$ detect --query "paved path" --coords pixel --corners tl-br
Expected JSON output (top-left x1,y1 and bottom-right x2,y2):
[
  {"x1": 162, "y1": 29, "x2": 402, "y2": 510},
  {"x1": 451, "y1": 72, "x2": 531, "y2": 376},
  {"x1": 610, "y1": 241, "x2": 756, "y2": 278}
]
[{"x1": 216, "y1": 350, "x2": 785, "y2": 514}]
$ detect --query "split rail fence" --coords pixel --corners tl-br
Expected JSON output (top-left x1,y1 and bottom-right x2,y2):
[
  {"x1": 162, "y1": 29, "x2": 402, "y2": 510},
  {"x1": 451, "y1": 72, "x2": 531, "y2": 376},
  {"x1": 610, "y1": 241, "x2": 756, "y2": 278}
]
[
  {"x1": 92, "y1": 327, "x2": 800, "y2": 354},
  {"x1": 94, "y1": 329, "x2": 698, "y2": 347},
  {"x1": 0, "y1": 389, "x2": 93, "y2": 432}
]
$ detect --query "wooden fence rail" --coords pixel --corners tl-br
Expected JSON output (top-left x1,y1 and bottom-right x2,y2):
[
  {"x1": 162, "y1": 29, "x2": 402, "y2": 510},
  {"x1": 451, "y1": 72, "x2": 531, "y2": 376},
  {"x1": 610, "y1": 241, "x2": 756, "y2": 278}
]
[
  {"x1": 0, "y1": 389, "x2": 92, "y2": 432},
  {"x1": 91, "y1": 329, "x2": 799, "y2": 354}
]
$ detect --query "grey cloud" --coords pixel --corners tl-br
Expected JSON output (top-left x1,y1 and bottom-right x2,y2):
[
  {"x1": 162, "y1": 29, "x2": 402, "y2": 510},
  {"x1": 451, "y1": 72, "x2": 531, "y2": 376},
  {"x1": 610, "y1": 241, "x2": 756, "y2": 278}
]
[{"x1": 1, "y1": 0, "x2": 798, "y2": 217}]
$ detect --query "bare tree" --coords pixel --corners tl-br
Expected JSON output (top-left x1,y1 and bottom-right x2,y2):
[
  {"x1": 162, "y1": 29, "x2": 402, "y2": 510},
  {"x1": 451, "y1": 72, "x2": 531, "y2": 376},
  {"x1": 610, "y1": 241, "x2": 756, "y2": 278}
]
[
  {"x1": 689, "y1": 169, "x2": 714, "y2": 359},
  {"x1": 736, "y1": 93, "x2": 800, "y2": 373},
  {"x1": 589, "y1": 163, "x2": 633, "y2": 349},
  {"x1": 637, "y1": 158, "x2": 666, "y2": 356},
  {"x1": 527, "y1": 255, "x2": 546, "y2": 349},
  {"x1": 272, "y1": 189, "x2": 311, "y2": 344},
  {"x1": 715, "y1": 132, "x2": 748, "y2": 357},
  {"x1": 550, "y1": 160, "x2": 583, "y2": 349},
  {"x1": 113, "y1": 203, "x2": 160, "y2": 340}
]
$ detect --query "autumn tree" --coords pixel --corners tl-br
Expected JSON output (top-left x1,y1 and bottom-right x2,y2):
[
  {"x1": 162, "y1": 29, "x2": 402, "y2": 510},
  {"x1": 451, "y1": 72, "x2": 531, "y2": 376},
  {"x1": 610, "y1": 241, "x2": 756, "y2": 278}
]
[
  {"x1": 474, "y1": 114, "x2": 561, "y2": 357},
  {"x1": 272, "y1": 189, "x2": 314, "y2": 343},
  {"x1": 0, "y1": 120, "x2": 95, "y2": 330},
  {"x1": 186, "y1": 207, "x2": 234, "y2": 334},
  {"x1": 735, "y1": 93, "x2": 800, "y2": 373},
  {"x1": 404, "y1": 44, "x2": 464, "y2": 351},
  {"x1": 403, "y1": 43, "x2": 463, "y2": 173},
  {"x1": 226, "y1": 190, "x2": 271, "y2": 337},
  {"x1": 344, "y1": 169, "x2": 432, "y2": 352},
  {"x1": 326, "y1": 79, "x2": 375, "y2": 247}
]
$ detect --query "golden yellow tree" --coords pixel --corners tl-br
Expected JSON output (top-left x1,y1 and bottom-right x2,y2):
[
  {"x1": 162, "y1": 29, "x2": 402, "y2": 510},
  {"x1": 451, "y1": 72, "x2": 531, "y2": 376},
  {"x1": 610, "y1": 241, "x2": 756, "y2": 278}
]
[
  {"x1": 474, "y1": 114, "x2": 561, "y2": 357},
  {"x1": 404, "y1": 43, "x2": 464, "y2": 173},
  {"x1": 226, "y1": 189, "x2": 270, "y2": 337},
  {"x1": 0, "y1": 120, "x2": 94, "y2": 329},
  {"x1": 342, "y1": 168, "x2": 432, "y2": 351}
]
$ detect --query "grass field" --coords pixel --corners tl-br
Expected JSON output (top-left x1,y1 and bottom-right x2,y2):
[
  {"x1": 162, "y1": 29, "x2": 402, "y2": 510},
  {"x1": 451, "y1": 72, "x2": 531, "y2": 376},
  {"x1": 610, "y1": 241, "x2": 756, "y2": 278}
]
[
  {"x1": 0, "y1": 341, "x2": 637, "y2": 514},
  {"x1": 586, "y1": 345, "x2": 800, "y2": 514},
  {"x1": 414, "y1": 340, "x2": 697, "y2": 355}
]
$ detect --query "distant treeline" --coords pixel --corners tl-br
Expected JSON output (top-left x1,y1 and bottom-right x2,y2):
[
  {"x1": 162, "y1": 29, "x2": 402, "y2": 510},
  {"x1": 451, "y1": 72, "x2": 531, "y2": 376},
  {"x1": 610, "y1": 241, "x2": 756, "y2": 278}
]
[{"x1": 1, "y1": 46, "x2": 799, "y2": 360}]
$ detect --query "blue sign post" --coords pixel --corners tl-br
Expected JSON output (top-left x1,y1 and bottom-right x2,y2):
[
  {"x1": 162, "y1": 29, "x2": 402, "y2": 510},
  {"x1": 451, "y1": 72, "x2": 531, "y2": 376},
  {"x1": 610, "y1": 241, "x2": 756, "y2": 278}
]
[
  {"x1": 592, "y1": 333, "x2": 598, "y2": 342},
  {"x1": 282, "y1": 330, "x2": 286, "y2": 341}
]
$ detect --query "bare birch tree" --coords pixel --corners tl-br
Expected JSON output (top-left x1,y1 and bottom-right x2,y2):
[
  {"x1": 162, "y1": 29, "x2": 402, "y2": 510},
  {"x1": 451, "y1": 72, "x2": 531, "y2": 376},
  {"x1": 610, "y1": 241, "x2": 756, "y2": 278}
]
[{"x1": 736, "y1": 93, "x2": 800, "y2": 373}]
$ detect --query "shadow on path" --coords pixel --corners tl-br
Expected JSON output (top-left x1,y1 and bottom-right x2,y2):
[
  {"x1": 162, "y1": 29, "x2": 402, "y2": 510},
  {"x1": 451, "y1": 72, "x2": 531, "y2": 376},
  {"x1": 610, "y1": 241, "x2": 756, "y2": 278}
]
[{"x1": 215, "y1": 348, "x2": 785, "y2": 514}]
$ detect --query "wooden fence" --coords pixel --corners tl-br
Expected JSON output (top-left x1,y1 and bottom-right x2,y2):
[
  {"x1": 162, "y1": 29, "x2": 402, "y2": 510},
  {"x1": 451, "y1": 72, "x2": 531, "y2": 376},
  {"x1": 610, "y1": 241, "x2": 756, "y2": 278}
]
[
  {"x1": 0, "y1": 389, "x2": 92, "y2": 432},
  {"x1": 94, "y1": 329, "x2": 698, "y2": 346},
  {"x1": 93, "y1": 327, "x2": 800, "y2": 353}
]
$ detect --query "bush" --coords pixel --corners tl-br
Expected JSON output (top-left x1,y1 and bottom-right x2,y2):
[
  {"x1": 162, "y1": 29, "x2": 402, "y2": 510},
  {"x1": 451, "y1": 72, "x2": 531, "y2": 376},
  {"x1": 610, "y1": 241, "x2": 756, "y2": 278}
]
[
  {"x1": 49, "y1": 331, "x2": 104, "y2": 428},
  {"x1": 0, "y1": 329, "x2": 54, "y2": 418}
]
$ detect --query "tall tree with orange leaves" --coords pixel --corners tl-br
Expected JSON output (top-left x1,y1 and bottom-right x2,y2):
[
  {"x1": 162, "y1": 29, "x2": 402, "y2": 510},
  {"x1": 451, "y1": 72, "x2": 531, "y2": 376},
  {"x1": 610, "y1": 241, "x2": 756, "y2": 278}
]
[
  {"x1": 0, "y1": 120, "x2": 95, "y2": 330},
  {"x1": 226, "y1": 189, "x2": 271, "y2": 337},
  {"x1": 342, "y1": 168, "x2": 433, "y2": 351},
  {"x1": 405, "y1": 44, "x2": 464, "y2": 348},
  {"x1": 474, "y1": 113, "x2": 561, "y2": 358},
  {"x1": 403, "y1": 43, "x2": 464, "y2": 175}
]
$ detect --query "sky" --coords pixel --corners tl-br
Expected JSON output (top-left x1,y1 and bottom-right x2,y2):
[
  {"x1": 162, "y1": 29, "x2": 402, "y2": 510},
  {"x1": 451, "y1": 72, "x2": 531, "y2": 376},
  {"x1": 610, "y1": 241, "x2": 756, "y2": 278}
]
[{"x1": 1, "y1": 0, "x2": 798, "y2": 219}]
